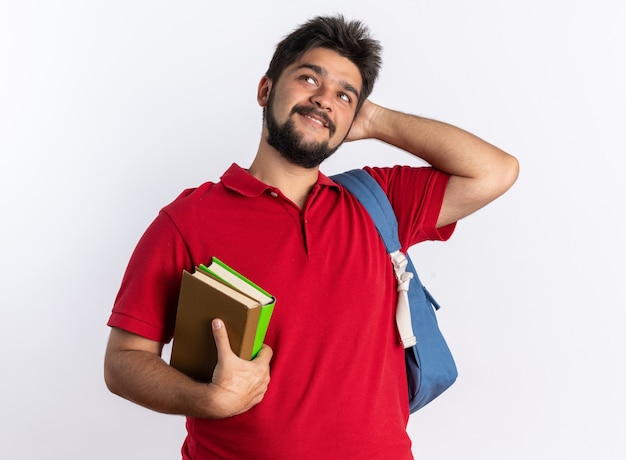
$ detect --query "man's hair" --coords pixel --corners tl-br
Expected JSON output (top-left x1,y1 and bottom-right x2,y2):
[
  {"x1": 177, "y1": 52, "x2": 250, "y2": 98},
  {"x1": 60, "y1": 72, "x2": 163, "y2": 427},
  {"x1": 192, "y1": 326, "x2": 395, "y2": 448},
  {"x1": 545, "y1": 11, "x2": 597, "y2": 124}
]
[{"x1": 265, "y1": 15, "x2": 382, "y2": 107}]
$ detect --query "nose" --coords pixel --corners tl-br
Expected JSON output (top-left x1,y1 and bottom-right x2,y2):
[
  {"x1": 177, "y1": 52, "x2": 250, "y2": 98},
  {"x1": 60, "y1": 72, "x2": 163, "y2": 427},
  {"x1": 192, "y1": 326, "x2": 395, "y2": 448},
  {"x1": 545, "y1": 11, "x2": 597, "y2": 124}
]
[{"x1": 310, "y1": 86, "x2": 333, "y2": 112}]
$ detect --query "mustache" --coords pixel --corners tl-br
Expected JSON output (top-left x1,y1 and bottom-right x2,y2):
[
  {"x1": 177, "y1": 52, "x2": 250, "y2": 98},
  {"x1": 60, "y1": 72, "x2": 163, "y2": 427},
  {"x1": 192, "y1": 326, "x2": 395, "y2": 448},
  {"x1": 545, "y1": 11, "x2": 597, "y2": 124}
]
[{"x1": 291, "y1": 105, "x2": 336, "y2": 137}]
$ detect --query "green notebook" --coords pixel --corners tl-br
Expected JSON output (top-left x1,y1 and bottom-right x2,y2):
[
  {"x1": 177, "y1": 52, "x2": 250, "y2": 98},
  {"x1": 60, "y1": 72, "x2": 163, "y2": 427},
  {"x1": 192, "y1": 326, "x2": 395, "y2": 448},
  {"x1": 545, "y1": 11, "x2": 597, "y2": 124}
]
[{"x1": 198, "y1": 257, "x2": 275, "y2": 358}]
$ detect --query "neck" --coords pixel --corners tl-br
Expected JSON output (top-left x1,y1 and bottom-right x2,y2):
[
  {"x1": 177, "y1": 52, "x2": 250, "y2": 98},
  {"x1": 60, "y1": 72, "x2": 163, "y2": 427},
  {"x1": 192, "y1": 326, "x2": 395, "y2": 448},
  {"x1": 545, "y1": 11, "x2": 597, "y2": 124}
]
[{"x1": 248, "y1": 138, "x2": 320, "y2": 209}]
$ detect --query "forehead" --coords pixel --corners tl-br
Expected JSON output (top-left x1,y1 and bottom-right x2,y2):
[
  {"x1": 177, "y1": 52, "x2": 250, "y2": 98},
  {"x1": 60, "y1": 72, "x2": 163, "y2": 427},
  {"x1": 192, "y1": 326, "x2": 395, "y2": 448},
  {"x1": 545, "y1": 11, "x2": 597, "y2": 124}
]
[{"x1": 286, "y1": 47, "x2": 363, "y2": 94}]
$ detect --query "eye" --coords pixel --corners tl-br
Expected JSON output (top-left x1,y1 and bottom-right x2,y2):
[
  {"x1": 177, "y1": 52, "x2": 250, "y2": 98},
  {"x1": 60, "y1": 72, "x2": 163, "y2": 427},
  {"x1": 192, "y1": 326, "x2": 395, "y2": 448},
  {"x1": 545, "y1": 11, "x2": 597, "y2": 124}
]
[
  {"x1": 302, "y1": 75, "x2": 317, "y2": 85},
  {"x1": 338, "y1": 92, "x2": 351, "y2": 103}
]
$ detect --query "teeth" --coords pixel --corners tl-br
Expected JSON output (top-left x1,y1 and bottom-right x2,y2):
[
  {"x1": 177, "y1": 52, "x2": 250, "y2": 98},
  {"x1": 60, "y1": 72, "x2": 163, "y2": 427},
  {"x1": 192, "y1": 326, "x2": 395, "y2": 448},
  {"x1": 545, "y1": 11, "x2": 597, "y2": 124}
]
[{"x1": 305, "y1": 115, "x2": 325, "y2": 127}]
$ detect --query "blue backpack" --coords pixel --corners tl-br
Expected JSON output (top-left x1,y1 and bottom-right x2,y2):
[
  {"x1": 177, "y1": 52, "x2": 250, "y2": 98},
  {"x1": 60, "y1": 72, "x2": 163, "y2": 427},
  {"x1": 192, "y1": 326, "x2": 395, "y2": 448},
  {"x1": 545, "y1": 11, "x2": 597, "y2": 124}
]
[{"x1": 331, "y1": 169, "x2": 457, "y2": 413}]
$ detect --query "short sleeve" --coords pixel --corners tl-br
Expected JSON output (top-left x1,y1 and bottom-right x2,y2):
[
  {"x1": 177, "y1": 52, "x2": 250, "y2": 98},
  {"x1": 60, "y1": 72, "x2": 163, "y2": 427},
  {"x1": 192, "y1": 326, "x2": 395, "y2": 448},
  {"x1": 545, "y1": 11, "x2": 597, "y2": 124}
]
[
  {"x1": 107, "y1": 211, "x2": 193, "y2": 343},
  {"x1": 364, "y1": 165, "x2": 456, "y2": 249}
]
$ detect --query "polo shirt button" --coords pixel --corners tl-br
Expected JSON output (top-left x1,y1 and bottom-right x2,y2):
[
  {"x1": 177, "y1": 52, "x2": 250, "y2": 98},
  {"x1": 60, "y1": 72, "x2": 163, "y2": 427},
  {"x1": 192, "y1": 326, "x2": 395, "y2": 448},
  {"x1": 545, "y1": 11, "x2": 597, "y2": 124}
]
[{"x1": 270, "y1": 191, "x2": 278, "y2": 198}]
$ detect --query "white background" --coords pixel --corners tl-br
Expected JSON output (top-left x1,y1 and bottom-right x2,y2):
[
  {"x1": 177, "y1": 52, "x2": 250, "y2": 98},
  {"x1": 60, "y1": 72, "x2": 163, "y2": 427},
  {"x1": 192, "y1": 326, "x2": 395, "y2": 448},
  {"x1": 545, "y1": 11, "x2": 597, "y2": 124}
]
[{"x1": 1, "y1": 0, "x2": 624, "y2": 458}]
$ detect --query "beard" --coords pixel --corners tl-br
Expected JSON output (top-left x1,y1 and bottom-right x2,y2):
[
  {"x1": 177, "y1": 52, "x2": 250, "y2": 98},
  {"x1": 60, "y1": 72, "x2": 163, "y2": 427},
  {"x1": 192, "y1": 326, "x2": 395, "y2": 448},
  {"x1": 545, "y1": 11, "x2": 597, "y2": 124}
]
[{"x1": 265, "y1": 92, "x2": 343, "y2": 169}]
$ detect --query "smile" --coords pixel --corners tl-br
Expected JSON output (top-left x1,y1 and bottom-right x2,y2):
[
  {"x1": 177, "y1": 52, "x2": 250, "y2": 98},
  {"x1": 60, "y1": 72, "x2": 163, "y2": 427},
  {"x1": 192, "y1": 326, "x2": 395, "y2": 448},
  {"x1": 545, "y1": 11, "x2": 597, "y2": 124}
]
[
  {"x1": 303, "y1": 114, "x2": 328, "y2": 128},
  {"x1": 290, "y1": 105, "x2": 336, "y2": 137}
]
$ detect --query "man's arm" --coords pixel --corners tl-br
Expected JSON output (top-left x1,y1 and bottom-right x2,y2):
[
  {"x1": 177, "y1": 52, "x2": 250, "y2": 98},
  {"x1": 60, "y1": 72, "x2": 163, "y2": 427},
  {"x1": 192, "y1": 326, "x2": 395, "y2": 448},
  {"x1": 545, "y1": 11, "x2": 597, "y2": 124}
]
[
  {"x1": 347, "y1": 100, "x2": 519, "y2": 227},
  {"x1": 104, "y1": 320, "x2": 272, "y2": 418}
]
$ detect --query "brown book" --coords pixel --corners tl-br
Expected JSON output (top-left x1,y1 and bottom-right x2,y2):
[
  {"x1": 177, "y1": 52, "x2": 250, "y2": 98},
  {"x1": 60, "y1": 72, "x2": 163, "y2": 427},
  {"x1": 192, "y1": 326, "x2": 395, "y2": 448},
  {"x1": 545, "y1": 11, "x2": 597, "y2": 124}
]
[{"x1": 170, "y1": 270, "x2": 262, "y2": 382}]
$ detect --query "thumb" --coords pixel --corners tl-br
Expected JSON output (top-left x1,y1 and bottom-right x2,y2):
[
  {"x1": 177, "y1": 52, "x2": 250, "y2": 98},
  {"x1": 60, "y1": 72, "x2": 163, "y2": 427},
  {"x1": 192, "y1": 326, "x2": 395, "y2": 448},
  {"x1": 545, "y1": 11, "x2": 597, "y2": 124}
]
[{"x1": 212, "y1": 318, "x2": 234, "y2": 361}]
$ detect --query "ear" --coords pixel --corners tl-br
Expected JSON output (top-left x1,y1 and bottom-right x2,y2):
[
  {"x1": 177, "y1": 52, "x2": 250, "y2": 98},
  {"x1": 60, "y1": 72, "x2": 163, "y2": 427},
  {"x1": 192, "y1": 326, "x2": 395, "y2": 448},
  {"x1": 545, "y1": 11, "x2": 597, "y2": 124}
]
[{"x1": 257, "y1": 76, "x2": 272, "y2": 107}]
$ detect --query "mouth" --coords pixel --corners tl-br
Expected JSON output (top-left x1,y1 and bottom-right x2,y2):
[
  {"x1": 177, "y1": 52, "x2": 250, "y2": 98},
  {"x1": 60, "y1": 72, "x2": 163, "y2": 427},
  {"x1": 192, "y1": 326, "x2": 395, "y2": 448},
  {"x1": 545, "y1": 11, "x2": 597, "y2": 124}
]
[
  {"x1": 292, "y1": 106, "x2": 335, "y2": 136},
  {"x1": 303, "y1": 113, "x2": 328, "y2": 129}
]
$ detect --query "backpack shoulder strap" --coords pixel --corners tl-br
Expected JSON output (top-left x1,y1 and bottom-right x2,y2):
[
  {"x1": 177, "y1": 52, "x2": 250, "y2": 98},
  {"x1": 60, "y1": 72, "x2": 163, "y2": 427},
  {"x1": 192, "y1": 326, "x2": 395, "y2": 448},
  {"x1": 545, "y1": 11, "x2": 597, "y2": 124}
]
[
  {"x1": 331, "y1": 169, "x2": 417, "y2": 348},
  {"x1": 333, "y1": 169, "x2": 457, "y2": 413},
  {"x1": 331, "y1": 169, "x2": 401, "y2": 254}
]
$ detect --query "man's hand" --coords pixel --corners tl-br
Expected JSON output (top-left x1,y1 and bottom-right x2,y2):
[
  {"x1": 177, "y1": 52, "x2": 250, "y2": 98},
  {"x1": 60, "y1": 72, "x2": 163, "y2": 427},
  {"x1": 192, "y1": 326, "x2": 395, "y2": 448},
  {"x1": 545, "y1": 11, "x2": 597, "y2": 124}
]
[
  {"x1": 207, "y1": 319, "x2": 273, "y2": 418},
  {"x1": 345, "y1": 99, "x2": 381, "y2": 142}
]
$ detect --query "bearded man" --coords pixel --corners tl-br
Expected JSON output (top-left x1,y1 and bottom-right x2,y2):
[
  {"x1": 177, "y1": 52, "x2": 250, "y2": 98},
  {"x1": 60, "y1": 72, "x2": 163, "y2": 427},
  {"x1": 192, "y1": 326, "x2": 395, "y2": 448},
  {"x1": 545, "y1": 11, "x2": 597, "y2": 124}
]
[{"x1": 104, "y1": 15, "x2": 518, "y2": 459}]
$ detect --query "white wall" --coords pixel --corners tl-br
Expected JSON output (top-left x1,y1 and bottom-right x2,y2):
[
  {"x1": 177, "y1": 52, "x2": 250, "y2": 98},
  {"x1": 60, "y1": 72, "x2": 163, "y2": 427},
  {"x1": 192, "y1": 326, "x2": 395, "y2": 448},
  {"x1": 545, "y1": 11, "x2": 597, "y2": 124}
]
[{"x1": 1, "y1": 1, "x2": 624, "y2": 458}]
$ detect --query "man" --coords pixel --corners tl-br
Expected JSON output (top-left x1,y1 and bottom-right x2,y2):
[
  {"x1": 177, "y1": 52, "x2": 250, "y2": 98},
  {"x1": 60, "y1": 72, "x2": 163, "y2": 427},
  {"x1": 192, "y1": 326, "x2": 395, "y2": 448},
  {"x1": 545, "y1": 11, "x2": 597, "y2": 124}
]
[{"x1": 104, "y1": 15, "x2": 518, "y2": 459}]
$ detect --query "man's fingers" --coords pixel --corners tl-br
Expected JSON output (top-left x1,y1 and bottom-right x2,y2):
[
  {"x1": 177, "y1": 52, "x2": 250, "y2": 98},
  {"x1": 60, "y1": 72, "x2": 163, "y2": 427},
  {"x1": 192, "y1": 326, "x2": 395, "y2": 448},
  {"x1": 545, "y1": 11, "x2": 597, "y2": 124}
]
[
  {"x1": 212, "y1": 318, "x2": 234, "y2": 360},
  {"x1": 212, "y1": 318, "x2": 273, "y2": 366},
  {"x1": 254, "y1": 344, "x2": 273, "y2": 364},
  {"x1": 209, "y1": 319, "x2": 273, "y2": 416}
]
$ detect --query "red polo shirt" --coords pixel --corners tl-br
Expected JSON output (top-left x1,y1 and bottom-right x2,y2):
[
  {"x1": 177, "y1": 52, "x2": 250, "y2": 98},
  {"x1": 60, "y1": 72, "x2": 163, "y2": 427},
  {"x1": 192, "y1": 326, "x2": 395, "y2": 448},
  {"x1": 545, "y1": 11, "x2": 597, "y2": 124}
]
[{"x1": 108, "y1": 163, "x2": 454, "y2": 459}]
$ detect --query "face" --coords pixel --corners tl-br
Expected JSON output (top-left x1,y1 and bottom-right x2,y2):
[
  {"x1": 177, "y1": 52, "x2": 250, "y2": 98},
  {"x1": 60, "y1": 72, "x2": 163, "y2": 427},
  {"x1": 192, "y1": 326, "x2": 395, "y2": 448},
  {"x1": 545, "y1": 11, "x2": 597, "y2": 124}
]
[{"x1": 259, "y1": 47, "x2": 363, "y2": 169}]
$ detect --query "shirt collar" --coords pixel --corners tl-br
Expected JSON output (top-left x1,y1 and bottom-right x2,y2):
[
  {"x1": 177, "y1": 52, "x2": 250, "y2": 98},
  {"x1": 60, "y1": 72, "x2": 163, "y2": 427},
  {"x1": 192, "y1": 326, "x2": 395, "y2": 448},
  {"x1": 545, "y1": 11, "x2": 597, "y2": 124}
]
[{"x1": 221, "y1": 163, "x2": 340, "y2": 197}]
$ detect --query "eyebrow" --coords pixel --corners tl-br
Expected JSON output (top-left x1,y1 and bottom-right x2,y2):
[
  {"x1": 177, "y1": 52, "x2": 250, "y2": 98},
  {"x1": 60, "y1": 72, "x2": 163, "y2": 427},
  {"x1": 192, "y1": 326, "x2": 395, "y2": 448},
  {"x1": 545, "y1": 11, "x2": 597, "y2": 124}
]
[{"x1": 296, "y1": 63, "x2": 361, "y2": 100}]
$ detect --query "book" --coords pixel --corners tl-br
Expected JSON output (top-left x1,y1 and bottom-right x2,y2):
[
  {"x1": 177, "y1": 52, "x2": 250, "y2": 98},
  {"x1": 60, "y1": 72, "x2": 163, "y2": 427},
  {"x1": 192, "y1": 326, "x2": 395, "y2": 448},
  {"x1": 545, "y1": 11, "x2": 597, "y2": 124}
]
[
  {"x1": 198, "y1": 257, "x2": 275, "y2": 355},
  {"x1": 169, "y1": 262, "x2": 275, "y2": 383}
]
